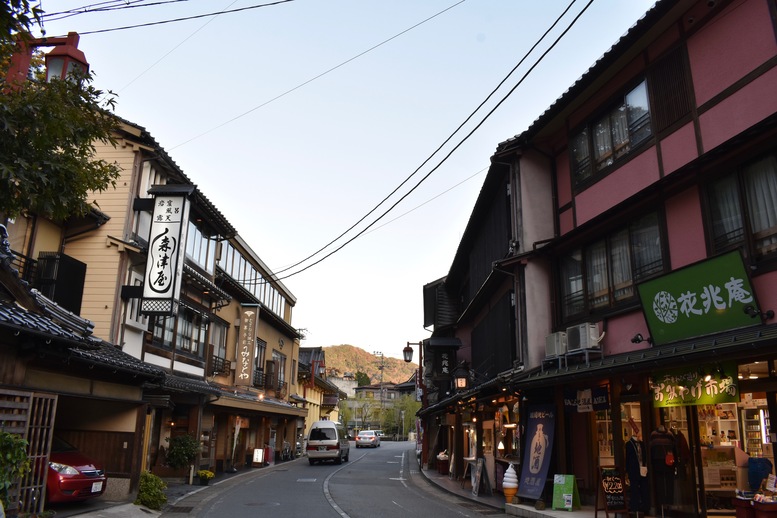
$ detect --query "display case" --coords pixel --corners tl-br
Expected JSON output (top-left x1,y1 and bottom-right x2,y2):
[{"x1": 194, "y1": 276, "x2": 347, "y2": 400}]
[
  {"x1": 702, "y1": 446, "x2": 738, "y2": 491},
  {"x1": 595, "y1": 409, "x2": 614, "y2": 466},
  {"x1": 743, "y1": 408, "x2": 764, "y2": 457}
]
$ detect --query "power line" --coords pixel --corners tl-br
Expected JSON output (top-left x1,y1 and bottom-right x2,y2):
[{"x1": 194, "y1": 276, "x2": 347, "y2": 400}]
[
  {"x1": 272, "y1": 0, "x2": 590, "y2": 281},
  {"x1": 64, "y1": 0, "x2": 294, "y2": 35},
  {"x1": 42, "y1": 0, "x2": 192, "y2": 22}
]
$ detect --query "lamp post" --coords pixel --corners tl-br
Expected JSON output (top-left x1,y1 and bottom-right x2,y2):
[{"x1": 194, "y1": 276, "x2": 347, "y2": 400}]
[
  {"x1": 374, "y1": 350, "x2": 384, "y2": 429},
  {"x1": 5, "y1": 32, "x2": 89, "y2": 87},
  {"x1": 405, "y1": 340, "x2": 426, "y2": 464}
]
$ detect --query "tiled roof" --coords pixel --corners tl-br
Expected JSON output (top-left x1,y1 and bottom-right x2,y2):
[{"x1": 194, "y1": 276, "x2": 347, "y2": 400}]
[
  {"x1": 68, "y1": 340, "x2": 165, "y2": 379},
  {"x1": 0, "y1": 300, "x2": 99, "y2": 347},
  {"x1": 160, "y1": 374, "x2": 222, "y2": 396}
]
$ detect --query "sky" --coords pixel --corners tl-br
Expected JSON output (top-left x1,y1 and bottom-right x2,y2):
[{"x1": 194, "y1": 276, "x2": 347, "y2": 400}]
[{"x1": 37, "y1": 0, "x2": 656, "y2": 361}]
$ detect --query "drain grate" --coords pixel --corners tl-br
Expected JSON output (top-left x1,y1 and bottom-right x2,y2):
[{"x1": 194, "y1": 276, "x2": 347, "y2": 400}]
[
  {"x1": 457, "y1": 502, "x2": 504, "y2": 515},
  {"x1": 166, "y1": 506, "x2": 194, "y2": 514}
]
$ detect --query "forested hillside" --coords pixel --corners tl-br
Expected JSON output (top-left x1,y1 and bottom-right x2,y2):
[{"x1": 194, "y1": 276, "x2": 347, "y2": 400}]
[{"x1": 322, "y1": 344, "x2": 416, "y2": 384}]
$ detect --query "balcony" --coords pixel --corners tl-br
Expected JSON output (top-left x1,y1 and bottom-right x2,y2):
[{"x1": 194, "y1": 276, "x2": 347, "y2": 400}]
[
  {"x1": 252, "y1": 370, "x2": 287, "y2": 399},
  {"x1": 210, "y1": 356, "x2": 230, "y2": 377}
]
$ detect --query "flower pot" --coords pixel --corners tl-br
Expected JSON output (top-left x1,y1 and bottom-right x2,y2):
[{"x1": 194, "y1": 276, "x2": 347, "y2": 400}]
[{"x1": 199, "y1": 478, "x2": 210, "y2": 486}]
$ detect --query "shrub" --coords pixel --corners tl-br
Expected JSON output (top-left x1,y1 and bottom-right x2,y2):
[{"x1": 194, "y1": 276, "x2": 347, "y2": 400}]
[
  {"x1": 0, "y1": 431, "x2": 31, "y2": 511},
  {"x1": 165, "y1": 434, "x2": 200, "y2": 469},
  {"x1": 197, "y1": 470, "x2": 215, "y2": 480},
  {"x1": 134, "y1": 471, "x2": 167, "y2": 510}
]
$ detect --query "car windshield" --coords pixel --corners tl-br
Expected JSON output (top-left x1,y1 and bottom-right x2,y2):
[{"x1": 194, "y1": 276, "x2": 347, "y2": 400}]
[
  {"x1": 310, "y1": 428, "x2": 336, "y2": 441},
  {"x1": 51, "y1": 436, "x2": 78, "y2": 453}
]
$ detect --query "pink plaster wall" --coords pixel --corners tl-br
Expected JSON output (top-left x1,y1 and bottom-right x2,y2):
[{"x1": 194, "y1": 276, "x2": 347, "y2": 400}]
[
  {"x1": 559, "y1": 208, "x2": 574, "y2": 235},
  {"x1": 575, "y1": 148, "x2": 660, "y2": 225},
  {"x1": 688, "y1": 0, "x2": 777, "y2": 106},
  {"x1": 752, "y1": 270, "x2": 777, "y2": 318},
  {"x1": 602, "y1": 311, "x2": 649, "y2": 356},
  {"x1": 700, "y1": 66, "x2": 777, "y2": 151},
  {"x1": 664, "y1": 186, "x2": 706, "y2": 269},
  {"x1": 660, "y1": 121, "x2": 698, "y2": 176}
]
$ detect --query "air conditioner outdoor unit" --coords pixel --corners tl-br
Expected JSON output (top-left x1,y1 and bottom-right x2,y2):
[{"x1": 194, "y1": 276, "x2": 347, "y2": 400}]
[
  {"x1": 545, "y1": 332, "x2": 567, "y2": 357},
  {"x1": 566, "y1": 322, "x2": 601, "y2": 351}
]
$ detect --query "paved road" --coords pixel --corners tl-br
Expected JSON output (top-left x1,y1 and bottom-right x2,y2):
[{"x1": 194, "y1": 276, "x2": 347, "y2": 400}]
[{"x1": 184, "y1": 442, "x2": 501, "y2": 518}]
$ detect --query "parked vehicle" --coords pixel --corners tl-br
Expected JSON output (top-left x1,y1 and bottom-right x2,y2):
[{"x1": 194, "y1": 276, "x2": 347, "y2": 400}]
[
  {"x1": 306, "y1": 420, "x2": 350, "y2": 465},
  {"x1": 355, "y1": 430, "x2": 380, "y2": 448},
  {"x1": 47, "y1": 437, "x2": 107, "y2": 503}
]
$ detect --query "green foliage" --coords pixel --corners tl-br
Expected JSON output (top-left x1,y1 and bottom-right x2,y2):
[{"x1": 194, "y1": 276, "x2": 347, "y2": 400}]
[
  {"x1": 0, "y1": 70, "x2": 121, "y2": 220},
  {"x1": 134, "y1": 471, "x2": 167, "y2": 511},
  {"x1": 355, "y1": 371, "x2": 370, "y2": 387},
  {"x1": 165, "y1": 434, "x2": 200, "y2": 469},
  {"x1": 0, "y1": 1, "x2": 121, "y2": 221},
  {"x1": 0, "y1": 431, "x2": 30, "y2": 511}
]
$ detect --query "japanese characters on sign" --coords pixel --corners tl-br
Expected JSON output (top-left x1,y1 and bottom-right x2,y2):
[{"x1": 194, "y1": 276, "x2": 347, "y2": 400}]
[
  {"x1": 141, "y1": 187, "x2": 191, "y2": 316},
  {"x1": 518, "y1": 405, "x2": 555, "y2": 500},
  {"x1": 651, "y1": 362, "x2": 738, "y2": 407},
  {"x1": 235, "y1": 305, "x2": 259, "y2": 387},
  {"x1": 637, "y1": 251, "x2": 760, "y2": 346}
]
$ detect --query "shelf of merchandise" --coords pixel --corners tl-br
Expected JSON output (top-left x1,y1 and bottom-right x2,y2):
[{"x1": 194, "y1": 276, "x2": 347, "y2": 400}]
[
  {"x1": 743, "y1": 408, "x2": 763, "y2": 457},
  {"x1": 699, "y1": 403, "x2": 739, "y2": 444},
  {"x1": 595, "y1": 409, "x2": 614, "y2": 466}
]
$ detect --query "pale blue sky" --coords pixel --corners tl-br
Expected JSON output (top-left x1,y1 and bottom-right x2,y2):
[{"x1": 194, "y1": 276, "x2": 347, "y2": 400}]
[{"x1": 39, "y1": 0, "x2": 655, "y2": 361}]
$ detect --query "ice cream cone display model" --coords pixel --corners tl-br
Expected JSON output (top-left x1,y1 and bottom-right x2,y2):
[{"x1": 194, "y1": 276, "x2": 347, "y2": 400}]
[{"x1": 503, "y1": 462, "x2": 518, "y2": 503}]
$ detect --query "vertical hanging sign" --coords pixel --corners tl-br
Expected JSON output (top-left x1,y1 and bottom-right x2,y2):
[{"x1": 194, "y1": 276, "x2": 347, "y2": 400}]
[
  {"x1": 235, "y1": 304, "x2": 259, "y2": 386},
  {"x1": 141, "y1": 185, "x2": 193, "y2": 316},
  {"x1": 518, "y1": 404, "x2": 556, "y2": 500}
]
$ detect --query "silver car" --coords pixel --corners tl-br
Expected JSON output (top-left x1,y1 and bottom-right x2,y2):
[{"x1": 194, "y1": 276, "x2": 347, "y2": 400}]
[{"x1": 355, "y1": 430, "x2": 381, "y2": 448}]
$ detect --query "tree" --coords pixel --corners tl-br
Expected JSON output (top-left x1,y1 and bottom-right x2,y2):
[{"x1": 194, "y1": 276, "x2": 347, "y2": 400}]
[
  {"x1": 0, "y1": 431, "x2": 30, "y2": 511},
  {"x1": 355, "y1": 371, "x2": 370, "y2": 386},
  {"x1": 0, "y1": 1, "x2": 121, "y2": 221},
  {"x1": 338, "y1": 399, "x2": 352, "y2": 431}
]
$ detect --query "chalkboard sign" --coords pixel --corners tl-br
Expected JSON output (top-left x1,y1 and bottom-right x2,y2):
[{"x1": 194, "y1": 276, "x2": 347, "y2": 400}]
[
  {"x1": 552, "y1": 474, "x2": 580, "y2": 510},
  {"x1": 596, "y1": 467, "x2": 627, "y2": 517},
  {"x1": 472, "y1": 458, "x2": 492, "y2": 496}
]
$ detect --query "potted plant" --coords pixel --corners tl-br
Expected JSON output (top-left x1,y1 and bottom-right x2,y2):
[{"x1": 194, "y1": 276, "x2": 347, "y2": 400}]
[
  {"x1": 165, "y1": 434, "x2": 201, "y2": 482},
  {"x1": 196, "y1": 470, "x2": 215, "y2": 486}
]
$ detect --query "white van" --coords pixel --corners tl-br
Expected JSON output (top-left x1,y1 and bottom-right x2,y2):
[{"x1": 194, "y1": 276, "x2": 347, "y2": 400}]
[{"x1": 306, "y1": 420, "x2": 350, "y2": 465}]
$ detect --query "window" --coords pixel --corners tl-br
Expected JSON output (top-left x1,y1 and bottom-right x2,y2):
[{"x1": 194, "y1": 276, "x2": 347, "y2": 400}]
[
  {"x1": 709, "y1": 152, "x2": 777, "y2": 259},
  {"x1": 273, "y1": 350, "x2": 287, "y2": 383},
  {"x1": 175, "y1": 306, "x2": 207, "y2": 357},
  {"x1": 255, "y1": 338, "x2": 266, "y2": 371},
  {"x1": 186, "y1": 222, "x2": 216, "y2": 274},
  {"x1": 151, "y1": 315, "x2": 174, "y2": 349},
  {"x1": 211, "y1": 321, "x2": 228, "y2": 359},
  {"x1": 571, "y1": 80, "x2": 652, "y2": 184},
  {"x1": 126, "y1": 271, "x2": 148, "y2": 330},
  {"x1": 561, "y1": 213, "x2": 664, "y2": 319}
]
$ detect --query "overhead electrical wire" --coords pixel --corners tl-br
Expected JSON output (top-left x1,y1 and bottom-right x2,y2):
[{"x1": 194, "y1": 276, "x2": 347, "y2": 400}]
[
  {"x1": 272, "y1": 0, "x2": 590, "y2": 281},
  {"x1": 42, "y1": 0, "x2": 192, "y2": 22},
  {"x1": 58, "y1": 0, "x2": 294, "y2": 35}
]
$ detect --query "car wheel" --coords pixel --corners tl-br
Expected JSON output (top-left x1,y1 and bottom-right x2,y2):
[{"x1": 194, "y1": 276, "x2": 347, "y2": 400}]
[
  {"x1": 344, "y1": 452, "x2": 349, "y2": 462},
  {"x1": 335, "y1": 454, "x2": 342, "y2": 465},
  {"x1": 309, "y1": 459, "x2": 315, "y2": 465}
]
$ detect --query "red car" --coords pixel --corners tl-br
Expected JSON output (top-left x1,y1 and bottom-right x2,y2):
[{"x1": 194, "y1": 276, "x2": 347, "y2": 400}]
[{"x1": 47, "y1": 437, "x2": 107, "y2": 503}]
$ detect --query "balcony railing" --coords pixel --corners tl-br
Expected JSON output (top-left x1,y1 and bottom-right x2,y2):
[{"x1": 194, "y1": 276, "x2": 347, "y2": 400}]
[
  {"x1": 211, "y1": 356, "x2": 230, "y2": 376},
  {"x1": 252, "y1": 371, "x2": 287, "y2": 399}
]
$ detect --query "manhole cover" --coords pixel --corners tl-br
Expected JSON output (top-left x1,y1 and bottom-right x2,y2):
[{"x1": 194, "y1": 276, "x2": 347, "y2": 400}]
[
  {"x1": 166, "y1": 506, "x2": 194, "y2": 513},
  {"x1": 457, "y1": 502, "x2": 504, "y2": 515}
]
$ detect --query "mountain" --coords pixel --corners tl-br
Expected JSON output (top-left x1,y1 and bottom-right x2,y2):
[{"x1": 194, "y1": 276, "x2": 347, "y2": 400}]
[{"x1": 322, "y1": 344, "x2": 416, "y2": 385}]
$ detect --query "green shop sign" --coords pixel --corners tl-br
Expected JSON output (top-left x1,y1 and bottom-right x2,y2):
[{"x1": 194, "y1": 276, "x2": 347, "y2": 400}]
[
  {"x1": 637, "y1": 251, "x2": 758, "y2": 346},
  {"x1": 652, "y1": 362, "x2": 738, "y2": 407}
]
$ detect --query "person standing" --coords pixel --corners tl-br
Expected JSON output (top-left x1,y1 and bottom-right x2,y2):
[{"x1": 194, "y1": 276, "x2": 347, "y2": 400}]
[{"x1": 625, "y1": 430, "x2": 650, "y2": 517}]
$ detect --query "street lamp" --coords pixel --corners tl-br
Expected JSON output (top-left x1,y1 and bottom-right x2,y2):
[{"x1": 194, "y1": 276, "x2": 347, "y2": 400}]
[
  {"x1": 403, "y1": 342, "x2": 416, "y2": 362},
  {"x1": 454, "y1": 362, "x2": 469, "y2": 390},
  {"x1": 6, "y1": 32, "x2": 89, "y2": 87}
]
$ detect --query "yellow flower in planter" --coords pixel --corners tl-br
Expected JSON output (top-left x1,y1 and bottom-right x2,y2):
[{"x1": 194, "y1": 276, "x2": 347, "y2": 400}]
[{"x1": 197, "y1": 470, "x2": 215, "y2": 480}]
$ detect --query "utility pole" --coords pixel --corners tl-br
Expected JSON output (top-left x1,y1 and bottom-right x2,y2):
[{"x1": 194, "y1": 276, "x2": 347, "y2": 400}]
[{"x1": 374, "y1": 351, "x2": 384, "y2": 429}]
